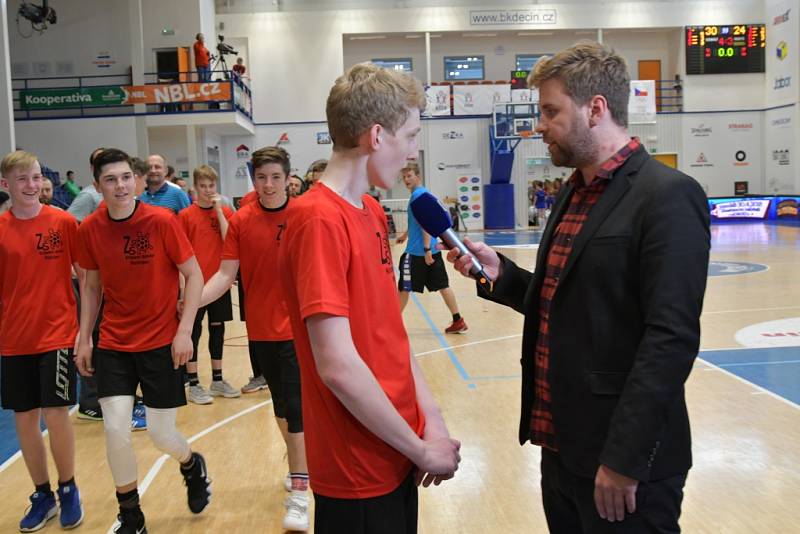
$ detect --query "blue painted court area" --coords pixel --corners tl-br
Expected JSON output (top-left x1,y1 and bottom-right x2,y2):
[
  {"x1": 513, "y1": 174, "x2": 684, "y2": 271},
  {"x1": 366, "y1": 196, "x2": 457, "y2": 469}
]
[{"x1": 700, "y1": 347, "x2": 800, "y2": 405}]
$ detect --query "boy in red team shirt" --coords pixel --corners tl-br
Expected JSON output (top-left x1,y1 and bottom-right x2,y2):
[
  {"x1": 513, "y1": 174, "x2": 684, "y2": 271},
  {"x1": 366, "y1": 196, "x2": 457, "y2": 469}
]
[
  {"x1": 179, "y1": 164, "x2": 238, "y2": 404},
  {"x1": 200, "y1": 146, "x2": 309, "y2": 531},
  {"x1": 0, "y1": 150, "x2": 84, "y2": 531},
  {"x1": 75, "y1": 149, "x2": 211, "y2": 534},
  {"x1": 280, "y1": 63, "x2": 461, "y2": 533}
]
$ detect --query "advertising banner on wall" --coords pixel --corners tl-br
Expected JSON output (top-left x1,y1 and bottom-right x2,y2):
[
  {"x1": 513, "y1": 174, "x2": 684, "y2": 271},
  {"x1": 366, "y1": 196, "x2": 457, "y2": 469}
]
[
  {"x1": 454, "y1": 173, "x2": 484, "y2": 230},
  {"x1": 680, "y1": 112, "x2": 763, "y2": 196},
  {"x1": 764, "y1": 105, "x2": 797, "y2": 194},
  {"x1": 427, "y1": 119, "x2": 480, "y2": 200},
  {"x1": 453, "y1": 85, "x2": 511, "y2": 115},
  {"x1": 766, "y1": 0, "x2": 798, "y2": 105},
  {"x1": 628, "y1": 80, "x2": 656, "y2": 124},
  {"x1": 425, "y1": 85, "x2": 452, "y2": 116},
  {"x1": 707, "y1": 196, "x2": 800, "y2": 220}
]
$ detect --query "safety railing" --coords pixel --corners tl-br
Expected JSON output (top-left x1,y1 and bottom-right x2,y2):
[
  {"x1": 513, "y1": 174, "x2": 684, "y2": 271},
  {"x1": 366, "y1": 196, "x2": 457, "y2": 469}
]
[{"x1": 13, "y1": 70, "x2": 253, "y2": 121}]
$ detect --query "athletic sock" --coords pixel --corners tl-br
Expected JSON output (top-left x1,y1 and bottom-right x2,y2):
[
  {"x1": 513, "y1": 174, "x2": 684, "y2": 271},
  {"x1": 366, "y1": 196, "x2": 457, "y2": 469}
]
[
  {"x1": 212, "y1": 369, "x2": 223, "y2": 382},
  {"x1": 290, "y1": 473, "x2": 309, "y2": 491},
  {"x1": 180, "y1": 454, "x2": 196, "y2": 472},
  {"x1": 452, "y1": 313, "x2": 462, "y2": 322},
  {"x1": 58, "y1": 477, "x2": 75, "y2": 488},
  {"x1": 35, "y1": 482, "x2": 52, "y2": 495},
  {"x1": 116, "y1": 488, "x2": 140, "y2": 509},
  {"x1": 187, "y1": 372, "x2": 199, "y2": 386}
]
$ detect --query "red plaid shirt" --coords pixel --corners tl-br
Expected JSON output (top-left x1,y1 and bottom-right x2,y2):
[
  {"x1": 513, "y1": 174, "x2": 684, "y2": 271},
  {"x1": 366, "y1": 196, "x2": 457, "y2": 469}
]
[{"x1": 530, "y1": 138, "x2": 641, "y2": 450}]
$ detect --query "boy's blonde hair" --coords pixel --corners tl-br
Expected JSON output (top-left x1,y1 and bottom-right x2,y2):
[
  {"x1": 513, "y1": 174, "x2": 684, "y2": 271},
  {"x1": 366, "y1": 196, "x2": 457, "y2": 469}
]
[
  {"x1": 193, "y1": 164, "x2": 218, "y2": 186},
  {"x1": 326, "y1": 62, "x2": 426, "y2": 150},
  {"x1": 401, "y1": 162, "x2": 420, "y2": 177},
  {"x1": 1, "y1": 150, "x2": 39, "y2": 178}
]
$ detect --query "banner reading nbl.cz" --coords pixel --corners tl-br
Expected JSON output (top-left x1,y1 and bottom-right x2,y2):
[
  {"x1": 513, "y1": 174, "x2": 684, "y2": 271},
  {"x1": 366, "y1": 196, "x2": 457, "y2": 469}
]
[{"x1": 20, "y1": 82, "x2": 232, "y2": 110}]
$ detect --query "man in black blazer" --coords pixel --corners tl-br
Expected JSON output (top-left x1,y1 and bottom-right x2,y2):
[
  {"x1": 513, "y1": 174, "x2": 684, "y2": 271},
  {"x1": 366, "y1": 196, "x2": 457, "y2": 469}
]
[{"x1": 446, "y1": 41, "x2": 710, "y2": 532}]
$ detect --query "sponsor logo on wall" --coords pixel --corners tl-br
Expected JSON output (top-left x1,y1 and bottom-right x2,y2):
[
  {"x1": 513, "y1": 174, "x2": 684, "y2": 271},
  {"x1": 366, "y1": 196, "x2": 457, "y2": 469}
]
[
  {"x1": 774, "y1": 76, "x2": 792, "y2": 90},
  {"x1": 441, "y1": 131, "x2": 465, "y2": 140},
  {"x1": 728, "y1": 122, "x2": 754, "y2": 130},
  {"x1": 316, "y1": 131, "x2": 331, "y2": 144},
  {"x1": 771, "y1": 116, "x2": 791, "y2": 128},
  {"x1": 776, "y1": 41, "x2": 789, "y2": 61},
  {"x1": 690, "y1": 152, "x2": 714, "y2": 167},
  {"x1": 773, "y1": 149, "x2": 790, "y2": 165},
  {"x1": 437, "y1": 162, "x2": 472, "y2": 171},
  {"x1": 690, "y1": 124, "x2": 712, "y2": 137},
  {"x1": 734, "y1": 150, "x2": 749, "y2": 166},
  {"x1": 773, "y1": 8, "x2": 790, "y2": 25}
]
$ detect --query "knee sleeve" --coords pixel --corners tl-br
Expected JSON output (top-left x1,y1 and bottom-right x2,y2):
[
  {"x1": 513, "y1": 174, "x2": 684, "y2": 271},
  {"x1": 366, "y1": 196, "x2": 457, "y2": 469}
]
[
  {"x1": 99, "y1": 395, "x2": 137, "y2": 486},
  {"x1": 208, "y1": 322, "x2": 224, "y2": 360},
  {"x1": 190, "y1": 317, "x2": 202, "y2": 364},
  {"x1": 147, "y1": 407, "x2": 190, "y2": 462}
]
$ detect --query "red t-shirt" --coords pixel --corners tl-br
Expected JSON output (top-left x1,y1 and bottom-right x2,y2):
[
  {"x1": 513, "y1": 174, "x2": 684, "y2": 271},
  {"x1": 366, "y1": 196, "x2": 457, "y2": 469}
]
[
  {"x1": 239, "y1": 190, "x2": 258, "y2": 207},
  {"x1": 193, "y1": 41, "x2": 210, "y2": 68},
  {"x1": 222, "y1": 199, "x2": 291, "y2": 341},
  {"x1": 76, "y1": 202, "x2": 194, "y2": 352},
  {"x1": 0, "y1": 206, "x2": 79, "y2": 355},
  {"x1": 280, "y1": 183, "x2": 424, "y2": 498},
  {"x1": 179, "y1": 204, "x2": 234, "y2": 282}
]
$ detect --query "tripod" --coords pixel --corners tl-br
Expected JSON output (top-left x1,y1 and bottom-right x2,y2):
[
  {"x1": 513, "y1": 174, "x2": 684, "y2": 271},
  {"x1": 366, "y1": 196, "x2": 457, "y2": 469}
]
[{"x1": 210, "y1": 53, "x2": 231, "y2": 80}]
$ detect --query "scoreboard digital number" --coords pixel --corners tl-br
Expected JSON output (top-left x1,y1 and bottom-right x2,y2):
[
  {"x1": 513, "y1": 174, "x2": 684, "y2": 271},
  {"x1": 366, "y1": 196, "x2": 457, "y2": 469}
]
[
  {"x1": 685, "y1": 24, "x2": 766, "y2": 74},
  {"x1": 510, "y1": 70, "x2": 529, "y2": 89}
]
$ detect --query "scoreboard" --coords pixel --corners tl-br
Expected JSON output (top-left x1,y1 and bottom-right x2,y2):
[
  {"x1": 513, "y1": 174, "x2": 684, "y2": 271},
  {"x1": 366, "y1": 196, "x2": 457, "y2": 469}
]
[{"x1": 686, "y1": 24, "x2": 766, "y2": 74}]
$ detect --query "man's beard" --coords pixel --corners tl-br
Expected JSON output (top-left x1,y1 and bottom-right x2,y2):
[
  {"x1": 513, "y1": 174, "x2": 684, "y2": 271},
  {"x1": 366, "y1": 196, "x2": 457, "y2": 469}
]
[
  {"x1": 146, "y1": 176, "x2": 162, "y2": 187},
  {"x1": 549, "y1": 115, "x2": 598, "y2": 169}
]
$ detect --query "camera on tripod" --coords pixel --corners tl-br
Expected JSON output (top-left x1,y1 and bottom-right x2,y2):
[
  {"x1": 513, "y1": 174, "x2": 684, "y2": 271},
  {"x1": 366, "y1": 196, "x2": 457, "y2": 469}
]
[{"x1": 216, "y1": 35, "x2": 238, "y2": 56}]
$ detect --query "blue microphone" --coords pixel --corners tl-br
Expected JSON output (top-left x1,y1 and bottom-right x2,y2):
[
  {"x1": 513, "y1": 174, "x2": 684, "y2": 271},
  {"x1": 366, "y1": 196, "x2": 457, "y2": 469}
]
[{"x1": 410, "y1": 191, "x2": 493, "y2": 293}]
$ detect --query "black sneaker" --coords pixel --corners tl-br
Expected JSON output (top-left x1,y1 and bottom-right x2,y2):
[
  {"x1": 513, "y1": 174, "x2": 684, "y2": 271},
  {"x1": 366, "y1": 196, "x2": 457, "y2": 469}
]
[
  {"x1": 112, "y1": 507, "x2": 146, "y2": 534},
  {"x1": 77, "y1": 406, "x2": 103, "y2": 421},
  {"x1": 181, "y1": 452, "x2": 211, "y2": 514}
]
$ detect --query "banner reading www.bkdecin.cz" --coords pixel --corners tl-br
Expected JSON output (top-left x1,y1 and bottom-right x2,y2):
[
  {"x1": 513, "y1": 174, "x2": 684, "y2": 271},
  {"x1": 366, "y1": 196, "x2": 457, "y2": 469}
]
[{"x1": 19, "y1": 82, "x2": 232, "y2": 110}]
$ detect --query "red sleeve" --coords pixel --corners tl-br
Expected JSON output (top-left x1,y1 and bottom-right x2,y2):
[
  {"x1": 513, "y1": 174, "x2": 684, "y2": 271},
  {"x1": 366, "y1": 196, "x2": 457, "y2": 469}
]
[
  {"x1": 63, "y1": 214, "x2": 80, "y2": 265},
  {"x1": 288, "y1": 216, "x2": 350, "y2": 320},
  {"x1": 221, "y1": 213, "x2": 241, "y2": 260},
  {"x1": 179, "y1": 209, "x2": 191, "y2": 237},
  {"x1": 223, "y1": 206, "x2": 234, "y2": 220},
  {"x1": 163, "y1": 215, "x2": 194, "y2": 265},
  {"x1": 76, "y1": 224, "x2": 98, "y2": 270}
]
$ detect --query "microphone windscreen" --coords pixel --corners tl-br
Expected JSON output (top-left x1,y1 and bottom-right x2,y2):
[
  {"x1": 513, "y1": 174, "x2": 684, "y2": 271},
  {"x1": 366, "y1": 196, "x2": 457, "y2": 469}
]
[{"x1": 410, "y1": 191, "x2": 452, "y2": 237}]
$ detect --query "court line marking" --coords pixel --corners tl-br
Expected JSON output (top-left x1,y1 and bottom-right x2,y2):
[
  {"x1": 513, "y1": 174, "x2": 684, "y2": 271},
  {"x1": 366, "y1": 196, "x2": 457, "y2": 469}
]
[
  {"x1": 0, "y1": 406, "x2": 78, "y2": 474},
  {"x1": 410, "y1": 293, "x2": 475, "y2": 389},
  {"x1": 106, "y1": 399, "x2": 273, "y2": 534},
  {"x1": 413, "y1": 333, "x2": 522, "y2": 357},
  {"x1": 697, "y1": 358, "x2": 799, "y2": 410},
  {"x1": 716, "y1": 359, "x2": 800, "y2": 367}
]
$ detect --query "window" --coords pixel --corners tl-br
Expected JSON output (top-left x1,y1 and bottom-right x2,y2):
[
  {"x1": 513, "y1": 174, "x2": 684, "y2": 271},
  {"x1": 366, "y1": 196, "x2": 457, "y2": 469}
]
[
  {"x1": 516, "y1": 54, "x2": 550, "y2": 72},
  {"x1": 444, "y1": 56, "x2": 484, "y2": 81},
  {"x1": 371, "y1": 58, "x2": 413, "y2": 72}
]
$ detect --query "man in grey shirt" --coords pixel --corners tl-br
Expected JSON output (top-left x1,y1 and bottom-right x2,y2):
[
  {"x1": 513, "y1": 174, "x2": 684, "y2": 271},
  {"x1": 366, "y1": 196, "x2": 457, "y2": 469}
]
[{"x1": 66, "y1": 183, "x2": 102, "y2": 222}]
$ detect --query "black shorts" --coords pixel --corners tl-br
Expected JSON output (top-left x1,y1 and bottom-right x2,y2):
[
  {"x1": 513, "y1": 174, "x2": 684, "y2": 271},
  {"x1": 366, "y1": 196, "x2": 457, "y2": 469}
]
[
  {"x1": 397, "y1": 252, "x2": 450, "y2": 293},
  {"x1": 236, "y1": 271, "x2": 246, "y2": 321},
  {"x1": 1, "y1": 349, "x2": 77, "y2": 412},
  {"x1": 249, "y1": 340, "x2": 303, "y2": 433},
  {"x1": 199, "y1": 290, "x2": 233, "y2": 323},
  {"x1": 314, "y1": 472, "x2": 418, "y2": 534},
  {"x1": 94, "y1": 345, "x2": 186, "y2": 409}
]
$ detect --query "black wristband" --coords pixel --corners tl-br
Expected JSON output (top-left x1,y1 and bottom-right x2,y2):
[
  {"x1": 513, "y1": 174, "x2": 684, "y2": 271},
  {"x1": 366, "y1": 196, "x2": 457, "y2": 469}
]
[{"x1": 424, "y1": 247, "x2": 431, "y2": 252}]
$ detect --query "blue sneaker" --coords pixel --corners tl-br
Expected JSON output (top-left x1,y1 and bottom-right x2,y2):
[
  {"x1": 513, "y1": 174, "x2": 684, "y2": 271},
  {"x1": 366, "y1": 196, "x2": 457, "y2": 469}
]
[
  {"x1": 132, "y1": 403, "x2": 146, "y2": 419},
  {"x1": 57, "y1": 482, "x2": 84, "y2": 529},
  {"x1": 131, "y1": 414, "x2": 147, "y2": 431},
  {"x1": 19, "y1": 491, "x2": 56, "y2": 532}
]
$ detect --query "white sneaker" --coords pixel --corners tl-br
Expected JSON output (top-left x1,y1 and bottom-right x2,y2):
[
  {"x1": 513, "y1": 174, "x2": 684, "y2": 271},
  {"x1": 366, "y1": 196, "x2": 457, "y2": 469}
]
[
  {"x1": 209, "y1": 379, "x2": 241, "y2": 398},
  {"x1": 283, "y1": 491, "x2": 309, "y2": 531},
  {"x1": 187, "y1": 384, "x2": 214, "y2": 405},
  {"x1": 284, "y1": 474, "x2": 292, "y2": 492}
]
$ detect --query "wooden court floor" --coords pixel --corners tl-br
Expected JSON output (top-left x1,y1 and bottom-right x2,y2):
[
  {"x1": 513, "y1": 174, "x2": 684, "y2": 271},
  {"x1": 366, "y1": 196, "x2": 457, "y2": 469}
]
[{"x1": 0, "y1": 223, "x2": 798, "y2": 533}]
